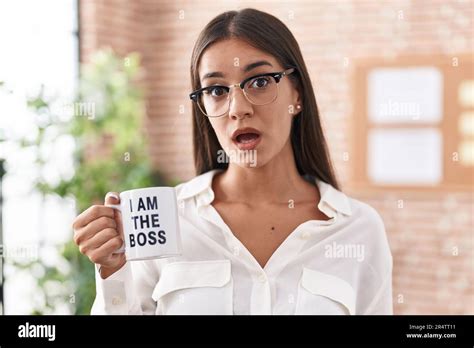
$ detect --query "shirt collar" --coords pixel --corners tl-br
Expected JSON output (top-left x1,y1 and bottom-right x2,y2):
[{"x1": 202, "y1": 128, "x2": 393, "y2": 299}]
[
  {"x1": 177, "y1": 169, "x2": 221, "y2": 203},
  {"x1": 177, "y1": 169, "x2": 352, "y2": 217},
  {"x1": 315, "y1": 179, "x2": 352, "y2": 217}
]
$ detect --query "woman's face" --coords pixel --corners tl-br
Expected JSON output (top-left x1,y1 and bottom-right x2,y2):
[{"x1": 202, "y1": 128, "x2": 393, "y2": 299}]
[{"x1": 198, "y1": 38, "x2": 301, "y2": 169}]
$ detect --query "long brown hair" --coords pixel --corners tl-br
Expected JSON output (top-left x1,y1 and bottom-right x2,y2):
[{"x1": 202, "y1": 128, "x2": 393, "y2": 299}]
[{"x1": 190, "y1": 8, "x2": 339, "y2": 189}]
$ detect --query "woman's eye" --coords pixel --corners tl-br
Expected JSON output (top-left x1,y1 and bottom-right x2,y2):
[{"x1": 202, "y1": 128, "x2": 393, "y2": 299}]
[
  {"x1": 250, "y1": 77, "x2": 270, "y2": 89},
  {"x1": 206, "y1": 86, "x2": 227, "y2": 97}
]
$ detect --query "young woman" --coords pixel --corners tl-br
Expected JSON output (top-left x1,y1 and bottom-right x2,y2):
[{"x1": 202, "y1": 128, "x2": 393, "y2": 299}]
[{"x1": 72, "y1": 8, "x2": 392, "y2": 315}]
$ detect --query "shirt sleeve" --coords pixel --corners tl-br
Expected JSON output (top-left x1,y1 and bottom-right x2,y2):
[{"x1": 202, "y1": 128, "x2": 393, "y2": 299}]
[
  {"x1": 363, "y1": 268, "x2": 393, "y2": 315},
  {"x1": 90, "y1": 260, "x2": 159, "y2": 315},
  {"x1": 355, "y1": 201, "x2": 394, "y2": 315}
]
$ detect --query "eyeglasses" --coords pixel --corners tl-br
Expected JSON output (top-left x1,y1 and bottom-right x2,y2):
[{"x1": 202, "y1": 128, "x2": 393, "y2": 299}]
[{"x1": 189, "y1": 67, "x2": 296, "y2": 118}]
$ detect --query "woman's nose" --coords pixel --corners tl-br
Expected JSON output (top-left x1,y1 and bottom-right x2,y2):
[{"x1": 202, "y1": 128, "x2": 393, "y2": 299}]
[{"x1": 228, "y1": 88, "x2": 253, "y2": 120}]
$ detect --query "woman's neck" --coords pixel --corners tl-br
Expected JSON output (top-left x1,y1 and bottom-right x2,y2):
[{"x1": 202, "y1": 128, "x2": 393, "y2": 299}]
[{"x1": 213, "y1": 140, "x2": 319, "y2": 205}]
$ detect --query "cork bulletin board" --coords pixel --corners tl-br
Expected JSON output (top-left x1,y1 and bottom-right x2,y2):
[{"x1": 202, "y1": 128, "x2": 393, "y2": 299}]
[{"x1": 352, "y1": 54, "x2": 473, "y2": 191}]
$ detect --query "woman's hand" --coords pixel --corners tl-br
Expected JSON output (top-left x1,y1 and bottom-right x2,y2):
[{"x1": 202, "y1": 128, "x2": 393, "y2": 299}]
[{"x1": 72, "y1": 192, "x2": 126, "y2": 279}]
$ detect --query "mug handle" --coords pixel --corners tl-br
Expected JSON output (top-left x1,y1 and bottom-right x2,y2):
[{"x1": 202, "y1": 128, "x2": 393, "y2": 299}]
[{"x1": 105, "y1": 203, "x2": 126, "y2": 254}]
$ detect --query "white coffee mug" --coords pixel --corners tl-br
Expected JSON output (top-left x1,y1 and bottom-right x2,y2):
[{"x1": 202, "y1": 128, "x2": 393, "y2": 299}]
[{"x1": 106, "y1": 187, "x2": 182, "y2": 261}]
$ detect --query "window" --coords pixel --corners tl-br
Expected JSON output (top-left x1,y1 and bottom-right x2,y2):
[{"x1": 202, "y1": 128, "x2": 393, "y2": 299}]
[{"x1": 0, "y1": 0, "x2": 78, "y2": 314}]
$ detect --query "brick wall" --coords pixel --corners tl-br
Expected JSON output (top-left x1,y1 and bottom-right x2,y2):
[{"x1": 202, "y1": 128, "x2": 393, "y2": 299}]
[{"x1": 79, "y1": 0, "x2": 474, "y2": 314}]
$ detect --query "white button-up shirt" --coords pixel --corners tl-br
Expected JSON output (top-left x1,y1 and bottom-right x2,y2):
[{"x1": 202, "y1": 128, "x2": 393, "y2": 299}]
[{"x1": 91, "y1": 169, "x2": 393, "y2": 315}]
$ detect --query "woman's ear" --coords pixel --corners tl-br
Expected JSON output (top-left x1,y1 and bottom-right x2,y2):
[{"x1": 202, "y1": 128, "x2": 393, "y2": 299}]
[
  {"x1": 293, "y1": 93, "x2": 303, "y2": 116},
  {"x1": 295, "y1": 103, "x2": 302, "y2": 115},
  {"x1": 288, "y1": 79, "x2": 302, "y2": 116},
  {"x1": 294, "y1": 77, "x2": 304, "y2": 110}
]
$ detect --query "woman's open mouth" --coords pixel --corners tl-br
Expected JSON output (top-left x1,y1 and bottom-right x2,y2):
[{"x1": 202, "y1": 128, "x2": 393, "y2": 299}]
[
  {"x1": 231, "y1": 127, "x2": 262, "y2": 151},
  {"x1": 233, "y1": 133, "x2": 261, "y2": 150}
]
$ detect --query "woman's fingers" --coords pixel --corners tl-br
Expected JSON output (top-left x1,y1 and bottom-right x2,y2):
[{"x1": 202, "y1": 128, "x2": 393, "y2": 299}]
[
  {"x1": 73, "y1": 205, "x2": 115, "y2": 231},
  {"x1": 104, "y1": 192, "x2": 124, "y2": 239},
  {"x1": 88, "y1": 236, "x2": 124, "y2": 265},
  {"x1": 73, "y1": 215, "x2": 116, "y2": 246},
  {"x1": 78, "y1": 227, "x2": 118, "y2": 255},
  {"x1": 72, "y1": 192, "x2": 127, "y2": 277},
  {"x1": 104, "y1": 192, "x2": 120, "y2": 205}
]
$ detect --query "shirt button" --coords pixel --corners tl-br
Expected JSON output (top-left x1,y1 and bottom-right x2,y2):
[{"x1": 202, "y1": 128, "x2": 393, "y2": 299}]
[
  {"x1": 301, "y1": 231, "x2": 310, "y2": 239},
  {"x1": 258, "y1": 274, "x2": 267, "y2": 283},
  {"x1": 111, "y1": 296, "x2": 123, "y2": 305}
]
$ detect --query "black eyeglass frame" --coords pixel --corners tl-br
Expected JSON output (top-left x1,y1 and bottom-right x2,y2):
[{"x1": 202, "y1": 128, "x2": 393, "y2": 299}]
[{"x1": 189, "y1": 67, "x2": 296, "y2": 117}]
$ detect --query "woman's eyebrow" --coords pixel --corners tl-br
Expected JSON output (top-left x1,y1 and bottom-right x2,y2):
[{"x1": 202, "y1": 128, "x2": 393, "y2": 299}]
[
  {"x1": 243, "y1": 60, "x2": 273, "y2": 72},
  {"x1": 202, "y1": 60, "x2": 274, "y2": 81}
]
